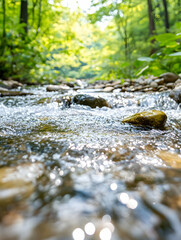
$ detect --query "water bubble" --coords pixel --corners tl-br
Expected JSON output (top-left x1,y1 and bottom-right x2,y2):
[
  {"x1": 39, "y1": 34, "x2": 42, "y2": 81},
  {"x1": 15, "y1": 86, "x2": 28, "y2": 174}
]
[
  {"x1": 84, "y1": 222, "x2": 96, "y2": 235},
  {"x1": 72, "y1": 228, "x2": 85, "y2": 240}
]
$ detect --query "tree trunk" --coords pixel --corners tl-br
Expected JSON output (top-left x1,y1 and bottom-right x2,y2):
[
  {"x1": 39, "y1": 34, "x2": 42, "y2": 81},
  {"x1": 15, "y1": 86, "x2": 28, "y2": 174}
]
[
  {"x1": 20, "y1": 0, "x2": 28, "y2": 34},
  {"x1": 36, "y1": 0, "x2": 42, "y2": 35},
  {"x1": 32, "y1": 0, "x2": 38, "y2": 26},
  {"x1": 147, "y1": 0, "x2": 156, "y2": 36},
  {"x1": 178, "y1": 0, "x2": 181, "y2": 21},
  {"x1": 2, "y1": 0, "x2": 6, "y2": 40},
  {"x1": 162, "y1": 0, "x2": 169, "y2": 32},
  {"x1": 1, "y1": 0, "x2": 6, "y2": 55}
]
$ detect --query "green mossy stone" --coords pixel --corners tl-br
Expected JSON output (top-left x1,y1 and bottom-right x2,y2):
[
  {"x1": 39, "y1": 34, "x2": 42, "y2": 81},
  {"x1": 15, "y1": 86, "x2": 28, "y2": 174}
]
[{"x1": 122, "y1": 110, "x2": 167, "y2": 129}]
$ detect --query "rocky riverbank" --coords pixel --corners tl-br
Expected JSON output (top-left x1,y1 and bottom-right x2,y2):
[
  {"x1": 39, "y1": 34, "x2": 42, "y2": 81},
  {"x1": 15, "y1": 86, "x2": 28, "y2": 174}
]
[{"x1": 1, "y1": 72, "x2": 181, "y2": 104}]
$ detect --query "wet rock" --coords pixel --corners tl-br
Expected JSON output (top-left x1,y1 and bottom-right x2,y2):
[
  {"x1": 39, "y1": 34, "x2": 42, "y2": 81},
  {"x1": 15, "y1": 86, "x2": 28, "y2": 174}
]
[
  {"x1": 166, "y1": 83, "x2": 174, "y2": 88},
  {"x1": 61, "y1": 96, "x2": 72, "y2": 108},
  {"x1": 0, "y1": 163, "x2": 44, "y2": 201},
  {"x1": 112, "y1": 80, "x2": 121, "y2": 86},
  {"x1": 94, "y1": 84, "x2": 105, "y2": 89},
  {"x1": 0, "y1": 87, "x2": 8, "y2": 92},
  {"x1": 174, "y1": 79, "x2": 181, "y2": 89},
  {"x1": 169, "y1": 90, "x2": 181, "y2": 104},
  {"x1": 0, "y1": 80, "x2": 23, "y2": 89},
  {"x1": 159, "y1": 72, "x2": 179, "y2": 83},
  {"x1": 157, "y1": 151, "x2": 181, "y2": 168},
  {"x1": 73, "y1": 94, "x2": 109, "y2": 108},
  {"x1": 102, "y1": 86, "x2": 114, "y2": 92},
  {"x1": 0, "y1": 91, "x2": 33, "y2": 97},
  {"x1": 155, "y1": 78, "x2": 165, "y2": 85},
  {"x1": 150, "y1": 82, "x2": 158, "y2": 89},
  {"x1": 66, "y1": 82, "x2": 75, "y2": 88},
  {"x1": 46, "y1": 84, "x2": 70, "y2": 92},
  {"x1": 122, "y1": 110, "x2": 167, "y2": 128}
]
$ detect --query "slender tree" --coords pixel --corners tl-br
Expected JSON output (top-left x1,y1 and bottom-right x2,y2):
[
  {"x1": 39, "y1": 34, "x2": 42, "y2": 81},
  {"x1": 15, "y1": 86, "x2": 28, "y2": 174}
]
[
  {"x1": 147, "y1": 0, "x2": 156, "y2": 36},
  {"x1": 32, "y1": 0, "x2": 38, "y2": 26},
  {"x1": 0, "y1": 0, "x2": 6, "y2": 55},
  {"x1": 36, "y1": 0, "x2": 42, "y2": 35},
  {"x1": 20, "y1": 0, "x2": 28, "y2": 34},
  {"x1": 162, "y1": 0, "x2": 169, "y2": 32},
  {"x1": 2, "y1": 0, "x2": 6, "y2": 40},
  {"x1": 178, "y1": 0, "x2": 181, "y2": 21}
]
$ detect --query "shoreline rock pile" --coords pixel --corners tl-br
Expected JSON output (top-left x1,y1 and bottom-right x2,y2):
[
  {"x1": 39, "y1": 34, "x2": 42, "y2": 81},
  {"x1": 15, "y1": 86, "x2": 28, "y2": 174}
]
[{"x1": 88, "y1": 72, "x2": 180, "y2": 93}]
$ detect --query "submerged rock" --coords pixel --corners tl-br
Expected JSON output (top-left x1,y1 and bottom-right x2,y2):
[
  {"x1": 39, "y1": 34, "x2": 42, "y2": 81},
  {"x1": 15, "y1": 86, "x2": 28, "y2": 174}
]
[
  {"x1": 122, "y1": 110, "x2": 167, "y2": 128},
  {"x1": 0, "y1": 163, "x2": 44, "y2": 201},
  {"x1": 73, "y1": 94, "x2": 109, "y2": 108},
  {"x1": 157, "y1": 151, "x2": 181, "y2": 168}
]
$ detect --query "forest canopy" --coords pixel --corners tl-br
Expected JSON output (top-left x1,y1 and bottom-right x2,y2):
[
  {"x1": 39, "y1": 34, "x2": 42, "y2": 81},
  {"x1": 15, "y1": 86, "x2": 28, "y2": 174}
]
[{"x1": 0, "y1": 0, "x2": 181, "y2": 84}]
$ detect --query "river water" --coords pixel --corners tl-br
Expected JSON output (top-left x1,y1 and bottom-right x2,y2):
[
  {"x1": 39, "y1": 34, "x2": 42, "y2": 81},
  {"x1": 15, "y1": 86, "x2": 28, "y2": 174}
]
[{"x1": 0, "y1": 86, "x2": 181, "y2": 240}]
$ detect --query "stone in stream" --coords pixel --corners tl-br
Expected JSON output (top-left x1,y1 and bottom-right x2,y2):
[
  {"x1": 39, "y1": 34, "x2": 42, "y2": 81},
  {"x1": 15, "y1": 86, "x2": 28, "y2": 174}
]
[
  {"x1": 73, "y1": 94, "x2": 109, "y2": 108},
  {"x1": 157, "y1": 151, "x2": 181, "y2": 168},
  {"x1": 0, "y1": 87, "x2": 8, "y2": 92},
  {"x1": 46, "y1": 84, "x2": 70, "y2": 92},
  {"x1": 0, "y1": 80, "x2": 23, "y2": 89},
  {"x1": 0, "y1": 163, "x2": 44, "y2": 201},
  {"x1": 0, "y1": 90, "x2": 33, "y2": 97},
  {"x1": 122, "y1": 110, "x2": 167, "y2": 129},
  {"x1": 169, "y1": 81, "x2": 181, "y2": 104},
  {"x1": 159, "y1": 72, "x2": 179, "y2": 83},
  {"x1": 169, "y1": 90, "x2": 181, "y2": 104}
]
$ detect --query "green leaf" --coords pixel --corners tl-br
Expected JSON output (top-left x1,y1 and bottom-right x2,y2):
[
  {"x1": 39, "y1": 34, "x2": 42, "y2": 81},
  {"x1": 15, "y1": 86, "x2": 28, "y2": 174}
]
[
  {"x1": 169, "y1": 52, "x2": 181, "y2": 57},
  {"x1": 138, "y1": 57, "x2": 154, "y2": 62}
]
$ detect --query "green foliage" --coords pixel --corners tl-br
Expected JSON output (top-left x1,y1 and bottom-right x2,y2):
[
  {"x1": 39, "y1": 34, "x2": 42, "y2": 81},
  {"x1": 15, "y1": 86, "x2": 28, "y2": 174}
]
[
  {"x1": 137, "y1": 31, "x2": 181, "y2": 76},
  {"x1": 0, "y1": 0, "x2": 180, "y2": 83}
]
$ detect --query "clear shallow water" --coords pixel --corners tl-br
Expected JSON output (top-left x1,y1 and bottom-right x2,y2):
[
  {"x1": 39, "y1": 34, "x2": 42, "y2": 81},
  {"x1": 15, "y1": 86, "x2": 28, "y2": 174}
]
[{"x1": 0, "y1": 87, "x2": 181, "y2": 240}]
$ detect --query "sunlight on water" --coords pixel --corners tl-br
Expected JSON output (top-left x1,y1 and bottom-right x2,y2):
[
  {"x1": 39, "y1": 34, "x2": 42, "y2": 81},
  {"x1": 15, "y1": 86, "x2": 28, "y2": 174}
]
[
  {"x1": 72, "y1": 228, "x2": 85, "y2": 240},
  {"x1": 0, "y1": 87, "x2": 181, "y2": 240},
  {"x1": 99, "y1": 227, "x2": 112, "y2": 240},
  {"x1": 84, "y1": 222, "x2": 96, "y2": 235}
]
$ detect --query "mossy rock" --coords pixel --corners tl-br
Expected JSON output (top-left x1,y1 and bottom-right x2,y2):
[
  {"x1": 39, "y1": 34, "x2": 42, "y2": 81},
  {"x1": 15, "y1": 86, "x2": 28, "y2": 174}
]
[
  {"x1": 73, "y1": 94, "x2": 109, "y2": 108},
  {"x1": 122, "y1": 110, "x2": 167, "y2": 129}
]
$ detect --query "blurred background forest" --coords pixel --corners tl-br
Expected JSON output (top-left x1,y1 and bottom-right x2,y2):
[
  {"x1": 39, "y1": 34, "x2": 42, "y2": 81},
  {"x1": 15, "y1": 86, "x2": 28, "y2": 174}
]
[{"x1": 0, "y1": 0, "x2": 181, "y2": 84}]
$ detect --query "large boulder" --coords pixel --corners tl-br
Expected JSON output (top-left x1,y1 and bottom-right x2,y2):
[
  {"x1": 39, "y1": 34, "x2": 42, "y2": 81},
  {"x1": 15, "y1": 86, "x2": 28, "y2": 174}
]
[
  {"x1": 73, "y1": 94, "x2": 109, "y2": 108},
  {"x1": 159, "y1": 72, "x2": 179, "y2": 83},
  {"x1": 122, "y1": 110, "x2": 167, "y2": 129}
]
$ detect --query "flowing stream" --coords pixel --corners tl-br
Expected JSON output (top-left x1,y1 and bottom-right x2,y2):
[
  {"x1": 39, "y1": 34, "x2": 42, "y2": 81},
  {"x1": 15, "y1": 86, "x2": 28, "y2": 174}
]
[{"x1": 0, "y1": 86, "x2": 181, "y2": 240}]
